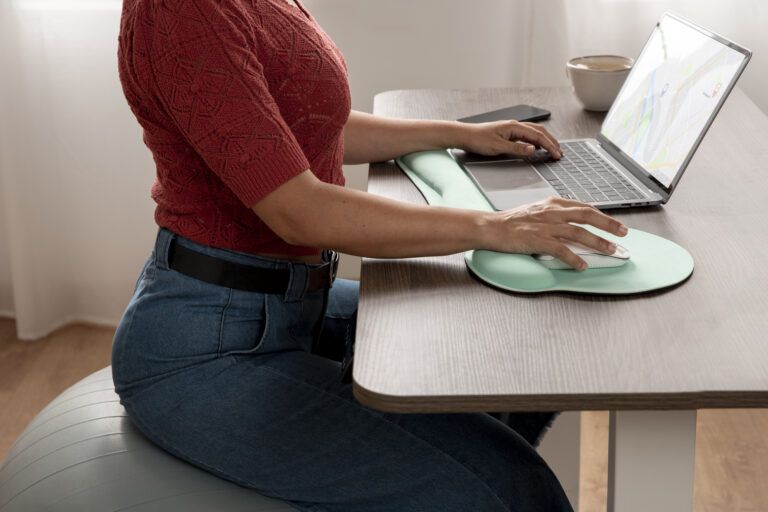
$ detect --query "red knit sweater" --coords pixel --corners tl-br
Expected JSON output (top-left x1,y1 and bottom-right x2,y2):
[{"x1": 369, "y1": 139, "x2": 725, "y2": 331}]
[{"x1": 118, "y1": 0, "x2": 351, "y2": 255}]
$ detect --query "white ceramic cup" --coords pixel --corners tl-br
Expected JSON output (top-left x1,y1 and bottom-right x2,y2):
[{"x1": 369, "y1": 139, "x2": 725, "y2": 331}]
[{"x1": 566, "y1": 55, "x2": 634, "y2": 112}]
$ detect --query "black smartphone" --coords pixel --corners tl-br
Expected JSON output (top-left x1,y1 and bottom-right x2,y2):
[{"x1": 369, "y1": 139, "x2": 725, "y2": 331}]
[{"x1": 458, "y1": 104, "x2": 551, "y2": 124}]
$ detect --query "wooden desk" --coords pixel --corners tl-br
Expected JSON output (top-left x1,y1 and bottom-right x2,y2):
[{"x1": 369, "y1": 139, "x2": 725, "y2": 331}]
[{"x1": 353, "y1": 86, "x2": 768, "y2": 511}]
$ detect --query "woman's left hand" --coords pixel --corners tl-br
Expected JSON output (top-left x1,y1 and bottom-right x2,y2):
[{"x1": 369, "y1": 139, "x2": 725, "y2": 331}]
[{"x1": 459, "y1": 120, "x2": 562, "y2": 159}]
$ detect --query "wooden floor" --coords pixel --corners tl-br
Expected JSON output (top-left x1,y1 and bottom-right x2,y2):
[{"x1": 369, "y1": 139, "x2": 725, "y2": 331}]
[
  {"x1": 0, "y1": 319, "x2": 113, "y2": 460},
  {"x1": 1, "y1": 317, "x2": 766, "y2": 511}
]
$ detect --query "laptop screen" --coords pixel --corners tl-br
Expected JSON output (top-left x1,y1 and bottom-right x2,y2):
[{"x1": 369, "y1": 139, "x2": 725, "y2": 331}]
[{"x1": 601, "y1": 15, "x2": 748, "y2": 189}]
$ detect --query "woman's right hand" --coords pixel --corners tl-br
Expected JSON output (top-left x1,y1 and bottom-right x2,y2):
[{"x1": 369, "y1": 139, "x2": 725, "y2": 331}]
[{"x1": 483, "y1": 196, "x2": 629, "y2": 271}]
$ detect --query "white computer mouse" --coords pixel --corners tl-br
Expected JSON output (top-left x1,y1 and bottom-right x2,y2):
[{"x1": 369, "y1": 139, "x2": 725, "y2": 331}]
[{"x1": 534, "y1": 242, "x2": 630, "y2": 270}]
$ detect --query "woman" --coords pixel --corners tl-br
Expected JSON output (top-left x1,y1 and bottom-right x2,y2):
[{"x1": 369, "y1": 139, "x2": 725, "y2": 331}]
[{"x1": 112, "y1": 0, "x2": 627, "y2": 510}]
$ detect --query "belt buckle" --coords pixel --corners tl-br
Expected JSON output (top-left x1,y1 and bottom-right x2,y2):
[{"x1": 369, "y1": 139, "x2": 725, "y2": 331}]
[{"x1": 327, "y1": 250, "x2": 340, "y2": 287}]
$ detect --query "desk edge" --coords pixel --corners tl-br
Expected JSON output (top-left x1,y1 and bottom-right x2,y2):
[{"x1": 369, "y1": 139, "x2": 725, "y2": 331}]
[{"x1": 353, "y1": 380, "x2": 768, "y2": 413}]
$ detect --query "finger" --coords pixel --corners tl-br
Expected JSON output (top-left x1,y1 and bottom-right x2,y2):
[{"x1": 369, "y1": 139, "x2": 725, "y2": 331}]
[
  {"x1": 550, "y1": 206, "x2": 628, "y2": 237},
  {"x1": 540, "y1": 240, "x2": 588, "y2": 271},
  {"x1": 540, "y1": 196, "x2": 602, "y2": 216},
  {"x1": 523, "y1": 123, "x2": 561, "y2": 155},
  {"x1": 541, "y1": 195, "x2": 615, "y2": 218},
  {"x1": 547, "y1": 196, "x2": 601, "y2": 211},
  {"x1": 502, "y1": 140, "x2": 537, "y2": 156},
  {"x1": 508, "y1": 123, "x2": 561, "y2": 158},
  {"x1": 549, "y1": 224, "x2": 616, "y2": 255}
]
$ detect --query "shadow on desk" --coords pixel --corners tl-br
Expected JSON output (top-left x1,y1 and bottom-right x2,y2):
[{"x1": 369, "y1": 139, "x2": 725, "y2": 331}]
[{"x1": 360, "y1": 257, "x2": 468, "y2": 297}]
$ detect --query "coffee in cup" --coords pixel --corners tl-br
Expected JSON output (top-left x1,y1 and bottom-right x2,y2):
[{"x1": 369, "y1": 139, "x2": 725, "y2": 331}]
[{"x1": 566, "y1": 55, "x2": 634, "y2": 112}]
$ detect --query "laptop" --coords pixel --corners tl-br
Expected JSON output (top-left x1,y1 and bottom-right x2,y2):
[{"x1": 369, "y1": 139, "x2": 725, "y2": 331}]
[{"x1": 453, "y1": 13, "x2": 752, "y2": 210}]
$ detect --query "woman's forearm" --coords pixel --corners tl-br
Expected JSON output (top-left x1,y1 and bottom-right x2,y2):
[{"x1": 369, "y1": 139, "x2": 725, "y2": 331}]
[
  {"x1": 343, "y1": 110, "x2": 466, "y2": 165},
  {"x1": 253, "y1": 170, "x2": 626, "y2": 268},
  {"x1": 253, "y1": 171, "x2": 492, "y2": 258}
]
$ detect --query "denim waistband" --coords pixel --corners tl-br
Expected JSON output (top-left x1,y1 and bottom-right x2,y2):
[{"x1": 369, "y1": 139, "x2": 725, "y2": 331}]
[{"x1": 153, "y1": 227, "x2": 329, "y2": 302}]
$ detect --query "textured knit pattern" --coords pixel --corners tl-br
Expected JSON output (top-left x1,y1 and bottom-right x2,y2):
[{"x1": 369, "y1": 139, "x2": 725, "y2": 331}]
[{"x1": 118, "y1": 0, "x2": 351, "y2": 255}]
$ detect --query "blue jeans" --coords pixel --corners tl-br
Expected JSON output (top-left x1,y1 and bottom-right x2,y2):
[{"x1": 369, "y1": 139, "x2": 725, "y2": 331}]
[{"x1": 112, "y1": 228, "x2": 573, "y2": 512}]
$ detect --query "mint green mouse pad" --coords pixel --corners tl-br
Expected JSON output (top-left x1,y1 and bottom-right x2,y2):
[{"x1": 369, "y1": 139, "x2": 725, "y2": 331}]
[{"x1": 395, "y1": 150, "x2": 694, "y2": 295}]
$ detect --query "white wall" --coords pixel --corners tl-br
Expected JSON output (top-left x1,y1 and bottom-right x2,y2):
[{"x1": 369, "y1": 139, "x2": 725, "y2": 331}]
[
  {"x1": 557, "y1": 1, "x2": 768, "y2": 114},
  {"x1": 307, "y1": 0, "x2": 767, "y2": 114}
]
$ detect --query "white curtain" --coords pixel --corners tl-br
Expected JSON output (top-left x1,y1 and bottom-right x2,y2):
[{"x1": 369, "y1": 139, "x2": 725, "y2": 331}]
[
  {"x1": 0, "y1": 0, "x2": 766, "y2": 340},
  {"x1": 0, "y1": 0, "x2": 157, "y2": 339}
]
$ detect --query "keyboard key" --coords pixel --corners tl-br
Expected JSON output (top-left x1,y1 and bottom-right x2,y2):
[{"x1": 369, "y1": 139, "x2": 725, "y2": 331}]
[
  {"x1": 531, "y1": 141, "x2": 646, "y2": 202},
  {"x1": 537, "y1": 166, "x2": 556, "y2": 180}
]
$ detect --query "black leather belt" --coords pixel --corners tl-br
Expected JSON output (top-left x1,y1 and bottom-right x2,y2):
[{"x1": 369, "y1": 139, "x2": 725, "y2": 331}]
[{"x1": 167, "y1": 238, "x2": 338, "y2": 294}]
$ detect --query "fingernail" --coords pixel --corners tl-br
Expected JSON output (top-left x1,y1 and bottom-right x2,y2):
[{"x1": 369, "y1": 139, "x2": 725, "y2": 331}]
[
  {"x1": 619, "y1": 225, "x2": 628, "y2": 235},
  {"x1": 579, "y1": 261, "x2": 588, "y2": 271}
]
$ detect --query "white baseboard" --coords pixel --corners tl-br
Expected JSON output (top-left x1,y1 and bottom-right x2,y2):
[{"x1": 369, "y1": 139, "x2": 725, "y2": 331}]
[
  {"x1": 72, "y1": 315, "x2": 120, "y2": 331},
  {"x1": 15, "y1": 314, "x2": 119, "y2": 341}
]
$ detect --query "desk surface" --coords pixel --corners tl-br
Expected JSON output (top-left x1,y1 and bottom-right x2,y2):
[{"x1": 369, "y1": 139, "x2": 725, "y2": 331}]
[{"x1": 353, "y1": 86, "x2": 768, "y2": 413}]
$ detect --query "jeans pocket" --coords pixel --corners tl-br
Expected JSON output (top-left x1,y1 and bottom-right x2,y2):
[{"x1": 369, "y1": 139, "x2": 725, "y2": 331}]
[
  {"x1": 132, "y1": 254, "x2": 154, "y2": 291},
  {"x1": 217, "y1": 290, "x2": 269, "y2": 357}
]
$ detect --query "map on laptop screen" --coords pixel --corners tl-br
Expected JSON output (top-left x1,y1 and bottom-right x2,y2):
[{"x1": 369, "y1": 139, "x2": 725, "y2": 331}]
[{"x1": 601, "y1": 15, "x2": 747, "y2": 188}]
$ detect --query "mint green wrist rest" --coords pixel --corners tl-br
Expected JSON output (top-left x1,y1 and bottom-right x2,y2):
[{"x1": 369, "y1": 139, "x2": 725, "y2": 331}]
[{"x1": 395, "y1": 150, "x2": 694, "y2": 295}]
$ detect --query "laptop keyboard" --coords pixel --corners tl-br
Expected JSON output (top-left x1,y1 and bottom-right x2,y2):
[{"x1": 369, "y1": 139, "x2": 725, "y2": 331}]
[{"x1": 530, "y1": 141, "x2": 645, "y2": 203}]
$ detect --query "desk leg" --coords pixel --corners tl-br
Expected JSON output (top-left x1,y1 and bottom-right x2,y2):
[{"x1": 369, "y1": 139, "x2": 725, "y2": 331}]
[
  {"x1": 538, "y1": 411, "x2": 581, "y2": 510},
  {"x1": 607, "y1": 410, "x2": 697, "y2": 512}
]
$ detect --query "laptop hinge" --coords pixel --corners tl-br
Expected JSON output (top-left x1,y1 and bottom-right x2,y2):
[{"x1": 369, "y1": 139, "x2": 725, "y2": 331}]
[{"x1": 596, "y1": 134, "x2": 669, "y2": 202}]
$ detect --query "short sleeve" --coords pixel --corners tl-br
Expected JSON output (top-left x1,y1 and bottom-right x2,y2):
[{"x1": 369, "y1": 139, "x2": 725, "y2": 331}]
[{"x1": 141, "y1": 0, "x2": 311, "y2": 207}]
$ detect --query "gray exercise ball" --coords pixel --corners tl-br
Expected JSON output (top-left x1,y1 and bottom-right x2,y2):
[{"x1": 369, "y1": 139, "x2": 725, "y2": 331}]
[{"x1": 0, "y1": 367, "x2": 294, "y2": 511}]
